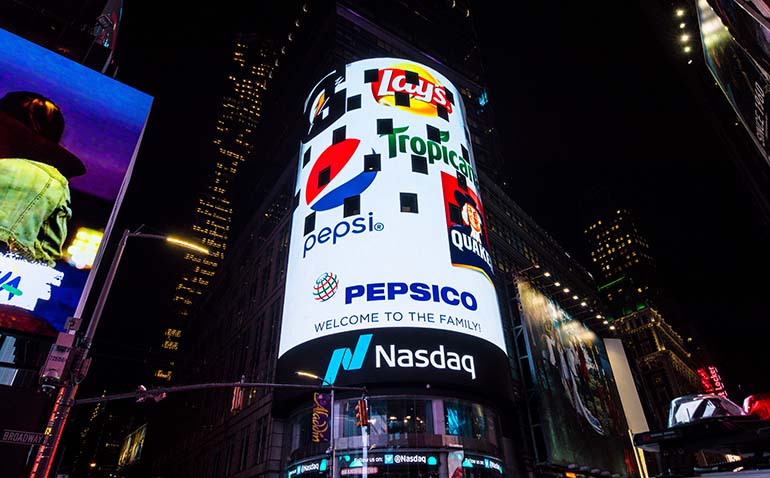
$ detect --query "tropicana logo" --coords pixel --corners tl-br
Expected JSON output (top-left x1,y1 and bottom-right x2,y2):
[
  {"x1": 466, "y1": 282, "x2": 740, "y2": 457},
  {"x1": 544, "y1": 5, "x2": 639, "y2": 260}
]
[{"x1": 371, "y1": 63, "x2": 453, "y2": 117}]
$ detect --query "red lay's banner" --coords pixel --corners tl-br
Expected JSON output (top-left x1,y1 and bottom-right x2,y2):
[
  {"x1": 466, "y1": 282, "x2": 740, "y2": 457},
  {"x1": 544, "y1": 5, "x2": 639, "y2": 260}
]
[{"x1": 371, "y1": 63, "x2": 453, "y2": 117}]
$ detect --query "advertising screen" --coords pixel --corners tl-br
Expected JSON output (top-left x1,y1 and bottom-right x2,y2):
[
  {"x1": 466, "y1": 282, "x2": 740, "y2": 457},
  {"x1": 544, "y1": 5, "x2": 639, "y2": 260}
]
[
  {"x1": 517, "y1": 280, "x2": 634, "y2": 476},
  {"x1": 697, "y1": 0, "x2": 770, "y2": 163},
  {"x1": 0, "y1": 28, "x2": 152, "y2": 336},
  {"x1": 118, "y1": 423, "x2": 147, "y2": 468},
  {"x1": 277, "y1": 58, "x2": 509, "y2": 395}
]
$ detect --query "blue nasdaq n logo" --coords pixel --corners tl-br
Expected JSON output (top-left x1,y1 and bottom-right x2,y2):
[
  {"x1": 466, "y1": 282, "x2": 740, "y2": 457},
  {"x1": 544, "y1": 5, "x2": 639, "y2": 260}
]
[{"x1": 323, "y1": 334, "x2": 372, "y2": 385}]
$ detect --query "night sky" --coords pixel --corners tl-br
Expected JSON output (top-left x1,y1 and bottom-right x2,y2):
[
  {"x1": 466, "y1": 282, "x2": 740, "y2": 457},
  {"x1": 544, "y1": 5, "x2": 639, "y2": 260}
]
[
  {"x1": 472, "y1": 1, "x2": 770, "y2": 398},
  {"x1": 94, "y1": 1, "x2": 770, "y2": 400}
]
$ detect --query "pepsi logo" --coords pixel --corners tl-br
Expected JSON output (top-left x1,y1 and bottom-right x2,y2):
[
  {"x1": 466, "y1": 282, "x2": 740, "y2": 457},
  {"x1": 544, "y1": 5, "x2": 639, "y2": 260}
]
[{"x1": 305, "y1": 138, "x2": 378, "y2": 212}]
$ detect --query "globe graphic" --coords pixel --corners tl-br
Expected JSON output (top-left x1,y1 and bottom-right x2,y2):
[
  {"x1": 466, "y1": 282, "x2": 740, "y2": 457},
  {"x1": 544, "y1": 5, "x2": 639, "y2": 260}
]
[{"x1": 313, "y1": 272, "x2": 339, "y2": 302}]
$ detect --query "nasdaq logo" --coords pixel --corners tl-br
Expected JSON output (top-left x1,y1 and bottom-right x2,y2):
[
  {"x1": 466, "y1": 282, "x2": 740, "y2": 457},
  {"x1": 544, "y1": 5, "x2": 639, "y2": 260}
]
[{"x1": 323, "y1": 334, "x2": 372, "y2": 385}]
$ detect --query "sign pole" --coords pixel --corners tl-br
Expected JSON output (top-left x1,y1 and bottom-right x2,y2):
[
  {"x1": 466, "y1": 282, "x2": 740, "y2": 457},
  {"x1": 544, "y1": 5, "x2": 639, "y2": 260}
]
[
  {"x1": 330, "y1": 387, "x2": 336, "y2": 478},
  {"x1": 361, "y1": 395, "x2": 368, "y2": 478}
]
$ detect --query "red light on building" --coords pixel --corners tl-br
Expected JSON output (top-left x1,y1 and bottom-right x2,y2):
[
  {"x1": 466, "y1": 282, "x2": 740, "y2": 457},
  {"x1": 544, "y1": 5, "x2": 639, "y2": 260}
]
[{"x1": 697, "y1": 365, "x2": 727, "y2": 398}]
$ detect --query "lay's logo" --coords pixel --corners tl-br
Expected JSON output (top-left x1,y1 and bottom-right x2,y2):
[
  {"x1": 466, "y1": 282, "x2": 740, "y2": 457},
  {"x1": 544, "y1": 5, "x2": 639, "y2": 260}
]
[{"x1": 370, "y1": 63, "x2": 453, "y2": 118}]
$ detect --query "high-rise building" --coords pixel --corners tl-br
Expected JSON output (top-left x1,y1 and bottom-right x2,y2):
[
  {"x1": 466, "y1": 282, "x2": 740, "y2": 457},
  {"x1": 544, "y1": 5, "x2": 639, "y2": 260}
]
[
  {"x1": 582, "y1": 208, "x2": 705, "y2": 432},
  {"x1": 152, "y1": 35, "x2": 277, "y2": 383},
  {"x1": 584, "y1": 208, "x2": 658, "y2": 321},
  {"x1": 148, "y1": 2, "x2": 637, "y2": 478},
  {"x1": 611, "y1": 308, "x2": 701, "y2": 430}
]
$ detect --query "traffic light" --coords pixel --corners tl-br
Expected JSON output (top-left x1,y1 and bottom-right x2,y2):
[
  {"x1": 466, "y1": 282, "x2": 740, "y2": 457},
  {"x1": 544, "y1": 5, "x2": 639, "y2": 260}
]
[
  {"x1": 135, "y1": 385, "x2": 166, "y2": 403},
  {"x1": 354, "y1": 399, "x2": 369, "y2": 427}
]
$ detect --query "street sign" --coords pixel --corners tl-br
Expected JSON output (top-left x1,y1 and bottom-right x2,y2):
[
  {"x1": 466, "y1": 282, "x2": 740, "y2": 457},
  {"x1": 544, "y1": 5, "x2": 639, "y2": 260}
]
[{"x1": 1, "y1": 429, "x2": 46, "y2": 446}]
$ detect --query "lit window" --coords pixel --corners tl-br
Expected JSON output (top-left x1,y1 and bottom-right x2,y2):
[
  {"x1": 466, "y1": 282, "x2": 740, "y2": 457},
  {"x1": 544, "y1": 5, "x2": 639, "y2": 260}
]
[
  {"x1": 162, "y1": 340, "x2": 179, "y2": 351},
  {"x1": 165, "y1": 328, "x2": 182, "y2": 338},
  {"x1": 400, "y1": 193, "x2": 419, "y2": 213},
  {"x1": 364, "y1": 154, "x2": 381, "y2": 172}
]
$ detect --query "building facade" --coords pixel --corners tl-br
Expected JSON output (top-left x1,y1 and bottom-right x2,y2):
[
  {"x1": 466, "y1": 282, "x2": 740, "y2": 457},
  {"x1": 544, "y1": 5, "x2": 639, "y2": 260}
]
[
  {"x1": 152, "y1": 35, "x2": 278, "y2": 385},
  {"x1": 150, "y1": 2, "x2": 636, "y2": 478},
  {"x1": 611, "y1": 308, "x2": 701, "y2": 430},
  {"x1": 583, "y1": 208, "x2": 658, "y2": 321}
]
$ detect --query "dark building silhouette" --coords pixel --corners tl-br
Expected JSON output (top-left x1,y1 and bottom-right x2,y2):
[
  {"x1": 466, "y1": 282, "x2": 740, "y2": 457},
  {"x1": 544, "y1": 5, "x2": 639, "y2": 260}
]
[
  {"x1": 152, "y1": 34, "x2": 278, "y2": 385},
  {"x1": 582, "y1": 207, "x2": 703, "y2": 433},
  {"x1": 583, "y1": 208, "x2": 659, "y2": 321},
  {"x1": 610, "y1": 308, "x2": 701, "y2": 430}
]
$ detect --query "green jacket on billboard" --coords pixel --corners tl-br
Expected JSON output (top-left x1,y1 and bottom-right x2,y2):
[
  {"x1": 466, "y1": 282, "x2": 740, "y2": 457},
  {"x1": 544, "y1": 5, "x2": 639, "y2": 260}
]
[
  {"x1": 0, "y1": 111, "x2": 85, "y2": 267},
  {"x1": 0, "y1": 158, "x2": 72, "y2": 266}
]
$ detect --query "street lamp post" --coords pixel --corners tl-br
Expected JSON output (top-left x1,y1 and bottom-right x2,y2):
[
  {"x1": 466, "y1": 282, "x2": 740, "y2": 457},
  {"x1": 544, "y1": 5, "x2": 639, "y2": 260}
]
[
  {"x1": 30, "y1": 228, "x2": 208, "y2": 478},
  {"x1": 297, "y1": 371, "x2": 338, "y2": 478},
  {"x1": 297, "y1": 371, "x2": 369, "y2": 478}
]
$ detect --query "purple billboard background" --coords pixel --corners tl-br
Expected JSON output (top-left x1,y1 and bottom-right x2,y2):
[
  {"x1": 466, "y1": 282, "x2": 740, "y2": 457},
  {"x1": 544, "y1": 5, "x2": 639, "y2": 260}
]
[
  {"x1": 0, "y1": 27, "x2": 152, "y2": 335},
  {"x1": 0, "y1": 28, "x2": 152, "y2": 201}
]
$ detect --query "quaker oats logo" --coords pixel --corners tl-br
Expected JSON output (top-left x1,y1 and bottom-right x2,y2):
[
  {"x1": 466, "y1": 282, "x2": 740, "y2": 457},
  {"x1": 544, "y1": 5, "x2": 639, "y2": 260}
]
[
  {"x1": 461, "y1": 202, "x2": 483, "y2": 243},
  {"x1": 312, "y1": 272, "x2": 339, "y2": 302}
]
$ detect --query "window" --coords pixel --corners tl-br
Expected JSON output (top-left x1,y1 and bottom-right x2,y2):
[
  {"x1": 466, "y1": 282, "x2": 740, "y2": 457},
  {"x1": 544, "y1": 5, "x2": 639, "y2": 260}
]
[
  {"x1": 304, "y1": 213, "x2": 316, "y2": 235},
  {"x1": 239, "y1": 427, "x2": 250, "y2": 471},
  {"x1": 444, "y1": 400, "x2": 495, "y2": 443},
  {"x1": 411, "y1": 155, "x2": 428, "y2": 174},
  {"x1": 426, "y1": 124, "x2": 441, "y2": 142},
  {"x1": 449, "y1": 203, "x2": 462, "y2": 224},
  {"x1": 346, "y1": 94, "x2": 361, "y2": 110},
  {"x1": 400, "y1": 192, "x2": 418, "y2": 213},
  {"x1": 210, "y1": 450, "x2": 221, "y2": 478},
  {"x1": 317, "y1": 166, "x2": 331, "y2": 188},
  {"x1": 364, "y1": 153, "x2": 381, "y2": 172},
  {"x1": 343, "y1": 195, "x2": 360, "y2": 217},
  {"x1": 395, "y1": 91, "x2": 410, "y2": 107},
  {"x1": 223, "y1": 436, "x2": 234, "y2": 476},
  {"x1": 342, "y1": 398, "x2": 433, "y2": 437},
  {"x1": 254, "y1": 415, "x2": 268, "y2": 464},
  {"x1": 457, "y1": 172, "x2": 467, "y2": 190},
  {"x1": 376, "y1": 118, "x2": 393, "y2": 135},
  {"x1": 333, "y1": 126, "x2": 346, "y2": 143}
]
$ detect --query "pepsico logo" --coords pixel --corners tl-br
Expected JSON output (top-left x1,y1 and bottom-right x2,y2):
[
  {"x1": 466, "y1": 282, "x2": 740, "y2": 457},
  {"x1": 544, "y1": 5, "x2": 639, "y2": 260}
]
[
  {"x1": 313, "y1": 272, "x2": 339, "y2": 302},
  {"x1": 370, "y1": 63, "x2": 453, "y2": 118},
  {"x1": 305, "y1": 138, "x2": 378, "y2": 211}
]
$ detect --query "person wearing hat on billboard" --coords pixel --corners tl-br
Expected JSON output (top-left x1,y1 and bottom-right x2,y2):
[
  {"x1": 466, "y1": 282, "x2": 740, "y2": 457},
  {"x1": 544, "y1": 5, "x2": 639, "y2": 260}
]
[{"x1": 0, "y1": 91, "x2": 86, "y2": 267}]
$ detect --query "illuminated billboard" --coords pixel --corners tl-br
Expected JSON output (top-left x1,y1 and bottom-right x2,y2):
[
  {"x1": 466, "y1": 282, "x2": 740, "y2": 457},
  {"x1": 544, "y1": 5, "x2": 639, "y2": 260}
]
[
  {"x1": 118, "y1": 423, "x2": 147, "y2": 468},
  {"x1": 517, "y1": 280, "x2": 634, "y2": 476},
  {"x1": 697, "y1": 365, "x2": 728, "y2": 397},
  {"x1": 277, "y1": 58, "x2": 509, "y2": 394},
  {"x1": 697, "y1": 0, "x2": 770, "y2": 163},
  {"x1": 0, "y1": 28, "x2": 152, "y2": 336}
]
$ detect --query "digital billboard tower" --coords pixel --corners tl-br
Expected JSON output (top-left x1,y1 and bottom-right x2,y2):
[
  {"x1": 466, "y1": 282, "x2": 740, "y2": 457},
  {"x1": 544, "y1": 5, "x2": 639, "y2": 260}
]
[
  {"x1": 277, "y1": 58, "x2": 510, "y2": 395},
  {"x1": 0, "y1": 26, "x2": 152, "y2": 477}
]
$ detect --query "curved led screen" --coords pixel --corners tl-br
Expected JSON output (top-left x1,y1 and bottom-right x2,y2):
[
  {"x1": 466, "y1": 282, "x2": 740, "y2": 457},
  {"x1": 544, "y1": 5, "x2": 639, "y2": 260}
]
[{"x1": 277, "y1": 58, "x2": 508, "y2": 394}]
